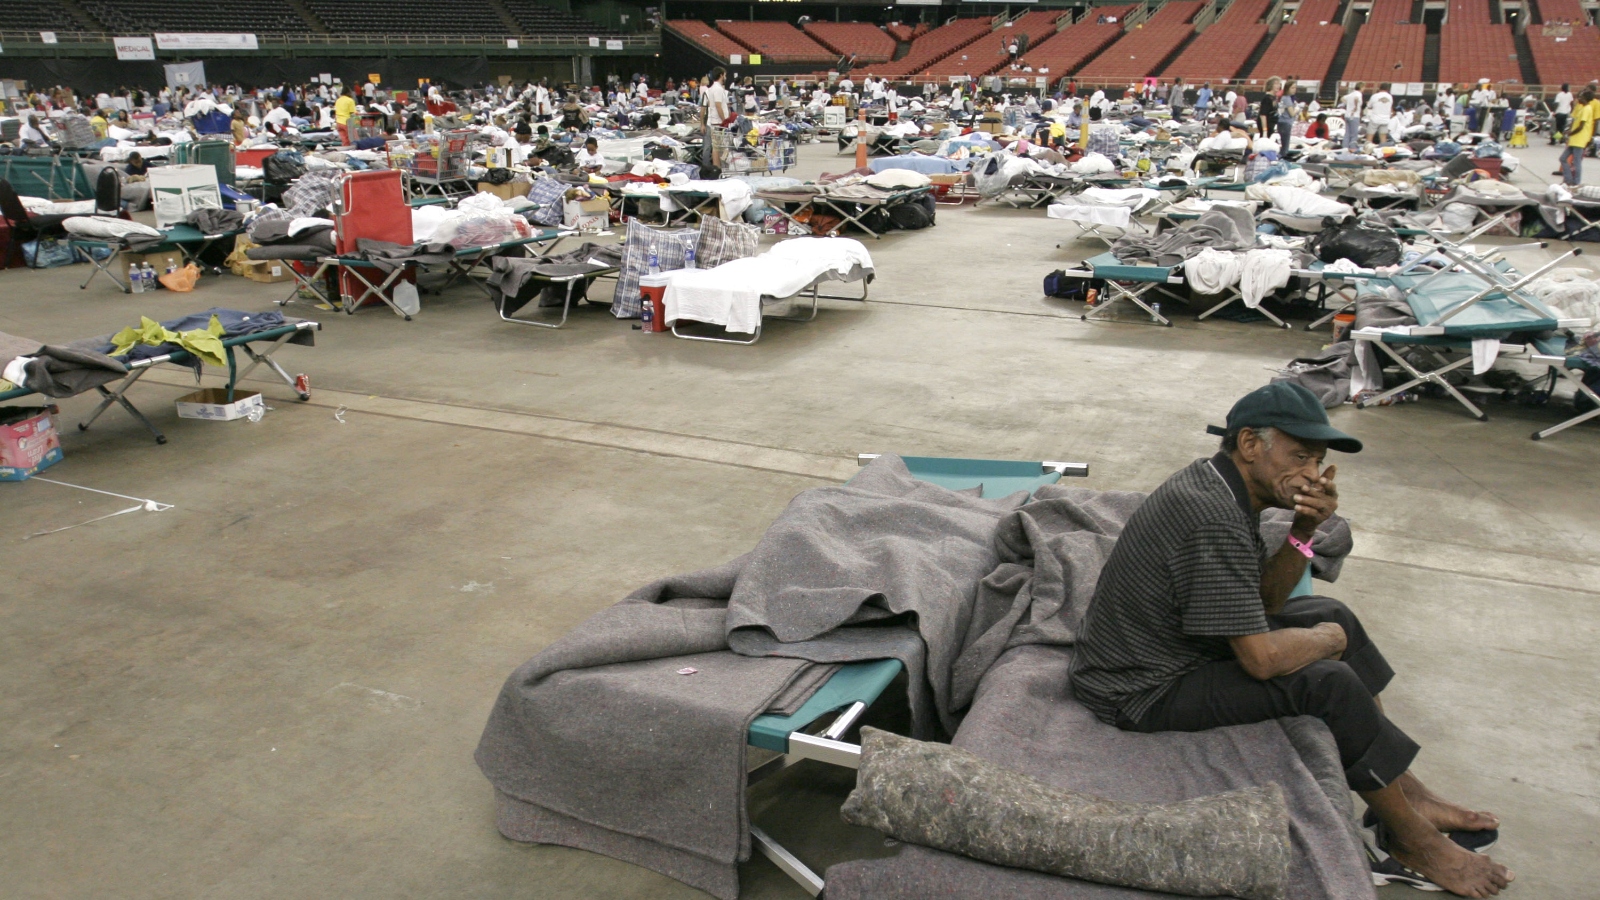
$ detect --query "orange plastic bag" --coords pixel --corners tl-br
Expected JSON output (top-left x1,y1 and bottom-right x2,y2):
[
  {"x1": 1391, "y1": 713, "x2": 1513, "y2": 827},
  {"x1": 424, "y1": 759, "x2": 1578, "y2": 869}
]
[{"x1": 158, "y1": 262, "x2": 202, "y2": 292}]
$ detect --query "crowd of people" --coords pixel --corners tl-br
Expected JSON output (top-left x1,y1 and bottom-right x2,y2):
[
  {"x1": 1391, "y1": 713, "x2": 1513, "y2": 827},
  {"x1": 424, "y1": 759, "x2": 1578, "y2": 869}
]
[{"x1": 7, "y1": 67, "x2": 1599, "y2": 195}]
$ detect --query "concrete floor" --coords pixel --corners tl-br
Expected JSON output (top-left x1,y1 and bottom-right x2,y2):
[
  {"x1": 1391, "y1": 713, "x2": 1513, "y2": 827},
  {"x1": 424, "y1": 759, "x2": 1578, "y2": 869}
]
[{"x1": 2, "y1": 140, "x2": 1598, "y2": 900}]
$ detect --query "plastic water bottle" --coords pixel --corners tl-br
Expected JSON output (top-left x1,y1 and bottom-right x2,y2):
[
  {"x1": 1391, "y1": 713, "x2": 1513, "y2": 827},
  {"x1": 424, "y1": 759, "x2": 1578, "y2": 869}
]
[
  {"x1": 129, "y1": 263, "x2": 144, "y2": 293},
  {"x1": 640, "y1": 295, "x2": 654, "y2": 331},
  {"x1": 165, "y1": 256, "x2": 177, "y2": 276},
  {"x1": 142, "y1": 262, "x2": 157, "y2": 290},
  {"x1": 1150, "y1": 302, "x2": 1162, "y2": 323},
  {"x1": 683, "y1": 243, "x2": 696, "y2": 270},
  {"x1": 647, "y1": 248, "x2": 660, "y2": 275}
]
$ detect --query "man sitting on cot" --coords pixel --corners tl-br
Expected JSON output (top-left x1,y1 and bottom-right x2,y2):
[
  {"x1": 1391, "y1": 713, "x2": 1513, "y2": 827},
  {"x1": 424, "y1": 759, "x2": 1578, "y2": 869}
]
[{"x1": 1071, "y1": 383, "x2": 1511, "y2": 897}]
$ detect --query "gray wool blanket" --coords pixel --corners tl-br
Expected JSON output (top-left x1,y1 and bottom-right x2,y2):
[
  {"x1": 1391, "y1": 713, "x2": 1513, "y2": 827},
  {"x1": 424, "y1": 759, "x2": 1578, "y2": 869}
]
[
  {"x1": 1111, "y1": 205, "x2": 1257, "y2": 267},
  {"x1": 824, "y1": 646, "x2": 1373, "y2": 900},
  {"x1": 0, "y1": 331, "x2": 127, "y2": 398},
  {"x1": 476, "y1": 455, "x2": 1358, "y2": 899}
]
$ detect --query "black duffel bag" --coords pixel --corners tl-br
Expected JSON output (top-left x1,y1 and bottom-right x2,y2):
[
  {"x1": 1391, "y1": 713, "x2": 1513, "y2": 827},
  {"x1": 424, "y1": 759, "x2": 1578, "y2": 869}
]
[{"x1": 263, "y1": 149, "x2": 307, "y2": 184}]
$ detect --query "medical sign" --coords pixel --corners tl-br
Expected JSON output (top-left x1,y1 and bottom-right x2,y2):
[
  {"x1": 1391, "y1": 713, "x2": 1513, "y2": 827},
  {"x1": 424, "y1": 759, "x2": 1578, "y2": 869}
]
[{"x1": 114, "y1": 37, "x2": 156, "y2": 60}]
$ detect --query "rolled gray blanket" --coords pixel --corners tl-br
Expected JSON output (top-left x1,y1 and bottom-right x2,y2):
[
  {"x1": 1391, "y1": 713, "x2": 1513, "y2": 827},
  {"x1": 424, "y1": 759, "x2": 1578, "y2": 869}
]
[{"x1": 840, "y1": 727, "x2": 1291, "y2": 900}]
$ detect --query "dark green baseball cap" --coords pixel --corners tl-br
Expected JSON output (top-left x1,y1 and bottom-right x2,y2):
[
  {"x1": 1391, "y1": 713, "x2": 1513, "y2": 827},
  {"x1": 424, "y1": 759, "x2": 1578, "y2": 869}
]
[{"x1": 1206, "y1": 382, "x2": 1363, "y2": 453}]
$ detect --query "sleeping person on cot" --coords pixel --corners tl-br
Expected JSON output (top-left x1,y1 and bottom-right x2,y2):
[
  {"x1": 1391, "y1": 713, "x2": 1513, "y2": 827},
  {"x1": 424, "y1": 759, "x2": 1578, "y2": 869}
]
[{"x1": 1071, "y1": 383, "x2": 1512, "y2": 898}]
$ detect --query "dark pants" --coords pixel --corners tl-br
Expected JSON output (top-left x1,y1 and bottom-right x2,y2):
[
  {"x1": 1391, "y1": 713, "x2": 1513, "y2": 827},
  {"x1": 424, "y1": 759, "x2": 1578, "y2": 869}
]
[{"x1": 1129, "y1": 595, "x2": 1419, "y2": 792}]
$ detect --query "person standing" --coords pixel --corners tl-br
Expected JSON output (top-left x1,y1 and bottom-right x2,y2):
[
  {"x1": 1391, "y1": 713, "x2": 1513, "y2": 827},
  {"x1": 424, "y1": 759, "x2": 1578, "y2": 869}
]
[
  {"x1": 1559, "y1": 89, "x2": 1593, "y2": 184},
  {"x1": 1197, "y1": 82, "x2": 1213, "y2": 117},
  {"x1": 1168, "y1": 77, "x2": 1186, "y2": 114},
  {"x1": 1367, "y1": 83, "x2": 1393, "y2": 144},
  {"x1": 1341, "y1": 82, "x2": 1364, "y2": 148},
  {"x1": 334, "y1": 86, "x2": 357, "y2": 144},
  {"x1": 1551, "y1": 83, "x2": 1574, "y2": 145},
  {"x1": 1276, "y1": 81, "x2": 1298, "y2": 152}
]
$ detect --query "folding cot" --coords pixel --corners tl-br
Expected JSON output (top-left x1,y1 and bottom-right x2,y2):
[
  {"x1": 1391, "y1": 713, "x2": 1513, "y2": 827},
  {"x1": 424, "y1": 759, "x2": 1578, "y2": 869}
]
[
  {"x1": 69, "y1": 223, "x2": 243, "y2": 292},
  {"x1": 1526, "y1": 352, "x2": 1600, "y2": 440},
  {"x1": 493, "y1": 257, "x2": 622, "y2": 329},
  {"x1": 323, "y1": 229, "x2": 569, "y2": 320},
  {"x1": 1352, "y1": 266, "x2": 1590, "y2": 419},
  {"x1": 658, "y1": 185, "x2": 724, "y2": 225},
  {"x1": 663, "y1": 237, "x2": 875, "y2": 345},
  {"x1": 747, "y1": 453, "x2": 1089, "y2": 896},
  {"x1": 985, "y1": 172, "x2": 1081, "y2": 209},
  {"x1": 1047, "y1": 187, "x2": 1161, "y2": 244},
  {"x1": 1053, "y1": 251, "x2": 1184, "y2": 326},
  {"x1": 754, "y1": 184, "x2": 934, "y2": 240},
  {"x1": 0, "y1": 319, "x2": 318, "y2": 444}
]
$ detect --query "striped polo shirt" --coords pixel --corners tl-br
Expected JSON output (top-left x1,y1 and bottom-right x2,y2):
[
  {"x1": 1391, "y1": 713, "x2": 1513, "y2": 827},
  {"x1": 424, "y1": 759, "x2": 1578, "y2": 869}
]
[{"x1": 1071, "y1": 452, "x2": 1269, "y2": 726}]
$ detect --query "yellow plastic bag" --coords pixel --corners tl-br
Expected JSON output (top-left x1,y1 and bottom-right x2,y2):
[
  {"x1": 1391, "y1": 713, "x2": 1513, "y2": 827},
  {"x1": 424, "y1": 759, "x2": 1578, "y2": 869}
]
[{"x1": 159, "y1": 262, "x2": 202, "y2": 293}]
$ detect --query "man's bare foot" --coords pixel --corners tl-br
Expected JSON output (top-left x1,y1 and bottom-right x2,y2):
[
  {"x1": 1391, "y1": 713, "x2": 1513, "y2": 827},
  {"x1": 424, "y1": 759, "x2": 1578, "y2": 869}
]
[
  {"x1": 1389, "y1": 830, "x2": 1514, "y2": 898},
  {"x1": 1399, "y1": 775, "x2": 1500, "y2": 832}
]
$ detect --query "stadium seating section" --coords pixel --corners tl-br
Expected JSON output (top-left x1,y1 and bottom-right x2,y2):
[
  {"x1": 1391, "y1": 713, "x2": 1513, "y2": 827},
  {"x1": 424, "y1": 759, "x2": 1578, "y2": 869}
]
[
  {"x1": 1342, "y1": 0, "x2": 1424, "y2": 84},
  {"x1": 1448, "y1": 0, "x2": 1493, "y2": 25},
  {"x1": 1077, "y1": 0, "x2": 1204, "y2": 80},
  {"x1": 883, "y1": 23, "x2": 928, "y2": 43},
  {"x1": 1526, "y1": 0, "x2": 1600, "y2": 84},
  {"x1": 302, "y1": 0, "x2": 506, "y2": 34},
  {"x1": 1163, "y1": 0, "x2": 1272, "y2": 82},
  {"x1": 923, "y1": 10, "x2": 1065, "y2": 78},
  {"x1": 803, "y1": 21, "x2": 895, "y2": 63},
  {"x1": 715, "y1": 20, "x2": 834, "y2": 63},
  {"x1": 1438, "y1": 23, "x2": 1522, "y2": 82},
  {"x1": 0, "y1": 4, "x2": 85, "y2": 33},
  {"x1": 500, "y1": 0, "x2": 616, "y2": 37},
  {"x1": 1013, "y1": 6, "x2": 1133, "y2": 78},
  {"x1": 5, "y1": 0, "x2": 1593, "y2": 87},
  {"x1": 667, "y1": 19, "x2": 751, "y2": 60},
  {"x1": 80, "y1": 0, "x2": 307, "y2": 34},
  {"x1": 1249, "y1": 0, "x2": 1343, "y2": 82},
  {"x1": 863, "y1": 17, "x2": 993, "y2": 78}
]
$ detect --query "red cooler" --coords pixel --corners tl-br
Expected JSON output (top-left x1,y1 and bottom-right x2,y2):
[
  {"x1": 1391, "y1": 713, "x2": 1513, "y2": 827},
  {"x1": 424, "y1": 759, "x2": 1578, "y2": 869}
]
[{"x1": 639, "y1": 273, "x2": 670, "y2": 332}]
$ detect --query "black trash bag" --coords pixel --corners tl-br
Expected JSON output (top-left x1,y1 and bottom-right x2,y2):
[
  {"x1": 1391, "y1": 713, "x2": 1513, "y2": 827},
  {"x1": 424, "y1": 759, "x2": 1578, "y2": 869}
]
[
  {"x1": 484, "y1": 167, "x2": 514, "y2": 185},
  {"x1": 1308, "y1": 218, "x2": 1403, "y2": 267},
  {"x1": 263, "y1": 150, "x2": 307, "y2": 184}
]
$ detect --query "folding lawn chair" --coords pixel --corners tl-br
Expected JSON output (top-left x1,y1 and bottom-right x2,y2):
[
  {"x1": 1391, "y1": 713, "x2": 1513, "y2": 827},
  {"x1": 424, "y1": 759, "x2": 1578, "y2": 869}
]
[{"x1": 747, "y1": 453, "x2": 1090, "y2": 896}]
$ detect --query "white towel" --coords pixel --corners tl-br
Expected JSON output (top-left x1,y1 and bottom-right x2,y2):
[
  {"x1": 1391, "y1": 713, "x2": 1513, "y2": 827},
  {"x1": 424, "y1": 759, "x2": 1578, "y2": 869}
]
[
  {"x1": 1472, "y1": 338, "x2": 1501, "y2": 375},
  {"x1": 1183, "y1": 248, "x2": 1243, "y2": 294},
  {"x1": 1240, "y1": 248, "x2": 1293, "y2": 308}
]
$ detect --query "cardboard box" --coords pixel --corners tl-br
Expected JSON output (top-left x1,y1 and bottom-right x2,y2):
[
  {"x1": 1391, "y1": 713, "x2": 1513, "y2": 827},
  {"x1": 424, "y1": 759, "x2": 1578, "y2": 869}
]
[
  {"x1": 578, "y1": 196, "x2": 610, "y2": 215},
  {"x1": 175, "y1": 388, "x2": 264, "y2": 422},
  {"x1": 928, "y1": 174, "x2": 964, "y2": 186},
  {"x1": 573, "y1": 213, "x2": 608, "y2": 234},
  {"x1": 0, "y1": 408, "x2": 64, "y2": 481},
  {"x1": 240, "y1": 260, "x2": 295, "y2": 283},
  {"x1": 149, "y1": 164, "x2": 223, "y2": 228},
  {"x1": 476, "y1": 180, "x2": 525, "y2": 201}
]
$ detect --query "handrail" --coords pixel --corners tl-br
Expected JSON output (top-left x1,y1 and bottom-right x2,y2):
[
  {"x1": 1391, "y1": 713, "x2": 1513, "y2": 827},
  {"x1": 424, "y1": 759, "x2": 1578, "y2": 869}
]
[
  {"x1": 1122, "y1": 3, "x2": 1153, "y2": 29},
  {"x1": 0, "y1": 29, "x2": 657, "y2": 48},
  {"x1": 1265, "y1": 0, "x2": 1290, "y2": 31}
]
